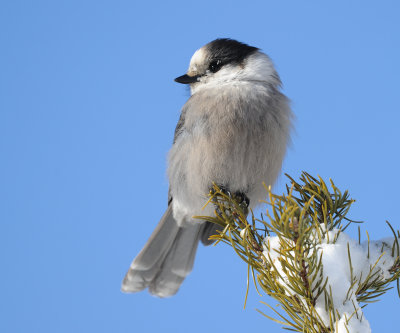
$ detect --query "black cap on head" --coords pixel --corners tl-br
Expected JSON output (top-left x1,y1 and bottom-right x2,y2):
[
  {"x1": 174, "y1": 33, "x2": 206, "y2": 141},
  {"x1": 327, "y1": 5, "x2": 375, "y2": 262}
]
[{"x1": 206, "y1": 38, "x2": 259, "y2": 66}]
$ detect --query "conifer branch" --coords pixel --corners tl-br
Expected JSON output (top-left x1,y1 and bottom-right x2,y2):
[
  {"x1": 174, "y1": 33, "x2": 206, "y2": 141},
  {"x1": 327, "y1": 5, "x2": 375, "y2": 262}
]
[{"x1": 196, "y1": 172, "x2": 400, "y2": 332}]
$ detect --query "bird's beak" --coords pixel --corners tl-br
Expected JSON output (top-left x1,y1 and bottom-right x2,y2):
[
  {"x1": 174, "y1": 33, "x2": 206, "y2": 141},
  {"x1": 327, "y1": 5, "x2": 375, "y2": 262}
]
[{"x1": 174, "y1": 74, "x2": 200, "y2": 84}]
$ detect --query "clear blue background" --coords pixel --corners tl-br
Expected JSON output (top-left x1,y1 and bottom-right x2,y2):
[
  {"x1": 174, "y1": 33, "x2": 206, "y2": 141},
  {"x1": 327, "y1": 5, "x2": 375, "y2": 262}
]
[{"x1": 1, "y1": 1, "x2": 399, "y2": 332}]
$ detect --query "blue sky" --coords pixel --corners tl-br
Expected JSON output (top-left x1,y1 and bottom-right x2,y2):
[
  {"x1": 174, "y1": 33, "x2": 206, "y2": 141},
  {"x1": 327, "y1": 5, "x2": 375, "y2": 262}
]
[{"x1": 1, "y1": 1, "x2": 399, "y2": 332}]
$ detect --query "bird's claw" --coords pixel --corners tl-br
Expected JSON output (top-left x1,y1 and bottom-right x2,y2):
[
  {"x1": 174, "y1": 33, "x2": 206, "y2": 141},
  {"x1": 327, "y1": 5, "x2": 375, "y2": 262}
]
[{"x1": 209, "y1": 185, "x2": 250, "y2": 217}]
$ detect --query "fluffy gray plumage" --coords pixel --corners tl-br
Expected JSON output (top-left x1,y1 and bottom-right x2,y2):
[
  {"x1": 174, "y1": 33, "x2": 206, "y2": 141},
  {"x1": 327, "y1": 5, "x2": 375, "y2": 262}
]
[{"x1": 122, "y1": 39, "x2": 293, "y2": 297}]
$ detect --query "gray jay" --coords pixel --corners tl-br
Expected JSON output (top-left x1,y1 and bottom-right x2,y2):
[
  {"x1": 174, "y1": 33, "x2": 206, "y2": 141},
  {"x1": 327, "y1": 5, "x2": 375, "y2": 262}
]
[{"x1": 122, "y1": 38, "x2": 292, "y2": 297}]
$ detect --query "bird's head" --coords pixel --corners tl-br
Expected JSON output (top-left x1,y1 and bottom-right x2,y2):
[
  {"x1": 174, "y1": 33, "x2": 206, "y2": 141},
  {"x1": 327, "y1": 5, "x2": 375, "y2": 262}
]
[{"x1": 175, "y1": 38, "x2": 281, "y2": 94}]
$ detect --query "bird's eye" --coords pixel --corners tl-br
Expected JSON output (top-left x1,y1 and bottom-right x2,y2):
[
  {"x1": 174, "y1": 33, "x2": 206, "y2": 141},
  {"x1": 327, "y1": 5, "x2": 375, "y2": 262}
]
[{"x1": 209, "y1": 60, "x2": 222, "y2": 73}]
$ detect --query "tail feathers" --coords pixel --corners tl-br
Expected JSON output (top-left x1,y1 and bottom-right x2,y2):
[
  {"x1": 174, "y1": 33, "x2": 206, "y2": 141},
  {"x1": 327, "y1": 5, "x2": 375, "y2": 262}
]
[
  {"x1": 149, "y1": 223, "x2": 201, "y2": 297},
  {"x1": 121, "y1": 206, "x2": 179, "y2": 293},
  {"x1": 200, "y1": 221, "x2": 222, "y2": 245},
  {"x1": 121, "y1": 205, "x2": 202, "y2": 297}
]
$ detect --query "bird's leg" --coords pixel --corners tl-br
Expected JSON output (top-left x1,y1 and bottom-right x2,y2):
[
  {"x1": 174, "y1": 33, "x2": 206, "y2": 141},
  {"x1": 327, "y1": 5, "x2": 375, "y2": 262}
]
[
  {"x1": 233, "y1": 191, "x2": 250, "y2": 216},
  {"x1": 209, "y1": 185, "x2": 250, "y2": 217}
]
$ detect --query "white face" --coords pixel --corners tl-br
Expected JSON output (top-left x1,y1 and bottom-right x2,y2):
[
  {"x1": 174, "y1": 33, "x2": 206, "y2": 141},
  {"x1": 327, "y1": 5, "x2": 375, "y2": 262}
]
[
  {"x1": 185, "y1": 45, "x2": 280, "y2": 95},
  {"x1": 187, "y1": 48, "x2": 208, "y2": 77}
]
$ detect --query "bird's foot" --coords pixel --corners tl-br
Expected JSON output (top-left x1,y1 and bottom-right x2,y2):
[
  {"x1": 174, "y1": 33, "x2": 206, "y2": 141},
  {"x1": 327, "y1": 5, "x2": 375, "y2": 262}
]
[{"x1": 209, "y1": 185, "x2": 250, "y2": 217}]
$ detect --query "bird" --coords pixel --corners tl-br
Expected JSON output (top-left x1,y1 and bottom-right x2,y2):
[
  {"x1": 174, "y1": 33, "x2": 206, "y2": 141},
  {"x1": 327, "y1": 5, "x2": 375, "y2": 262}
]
[{"x1": 121, "y1": 38, "x2": 292, "y2": 297}]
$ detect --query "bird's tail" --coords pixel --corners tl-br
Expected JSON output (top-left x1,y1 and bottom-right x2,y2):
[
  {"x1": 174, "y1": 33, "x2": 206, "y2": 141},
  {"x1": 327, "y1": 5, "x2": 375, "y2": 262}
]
[{"x1": 121, "y1": 205, "x2": 202, "y2": 297}]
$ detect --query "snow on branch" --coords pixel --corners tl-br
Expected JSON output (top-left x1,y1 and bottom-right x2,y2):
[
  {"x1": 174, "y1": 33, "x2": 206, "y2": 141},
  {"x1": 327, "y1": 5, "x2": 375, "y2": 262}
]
[{"x1": 197, "y1": 172, "x2": 400, "y2": 333}]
